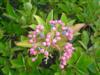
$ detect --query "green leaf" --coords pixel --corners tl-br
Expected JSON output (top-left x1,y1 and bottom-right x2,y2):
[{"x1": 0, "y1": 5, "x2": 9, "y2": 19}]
[
  {"x1": 78, "y1": 41, "x2": 87, "y2": 51},
  {"x1": 2, "y1": 66, "x2": 16, "y2": 75},
  {"x1": 81, "y1": 31, "x2": 89, "y2": 46},
  {"x1": 88, "y1": 63, "x2": 97, "y2": 74},
  {"x1": 34, "y1": 15, "x2": 45, "y2": 25},
  {"x1": 46, "y1": 10, "x2": 53, "y2": 23},
  {"x1": 0, "y1": 42, "x2": 5, "y2": 53},
  {"x1": 0, "y1": 28, "x2": 4, "y2": 39},
  {"x1": 65, "y1": 68, "x2": 74, "y2": 75},
  {"x1": 11, "y1": 53, "x2": 24, "y2": 68},
  {"x1": 6, "y1": 2, "x2": 17, "y2": 18},
  {"x1": 24, "y1": 2, "x2": 32, "y2": 11},
  {"x1": 67, "y1": 19, "x2": 76, "y2": 26},
  {"x1": 76, "y1": 53, "x2": 93, "y2": 72},
  {"x1": 2, "y1": 66, "x2": 10, "y2": 75},
  {"x1": 29, "y1": 24, "x2": 36, "y2": 29},
  {"x1": 15, "y1": 41, "x2": 32, "y2": 47},
  {"x1": 20, "y1": 36, "x2": 28, "y2": 41},
  {"x1": 58, "y1": 3, "x2": 68, "y2": 13},
  {"x1": 0, "y1": 57, "x2": 6, "y2": 66},
  {"x1": 54, "y1": 72, "x2": 61, "y2": 75},
  {"x1": 61, "y1": 13, "x2": 68, "y2": 24},
  {"x1": 68, "y1": 47, "x2": 82, "y2": 64}
]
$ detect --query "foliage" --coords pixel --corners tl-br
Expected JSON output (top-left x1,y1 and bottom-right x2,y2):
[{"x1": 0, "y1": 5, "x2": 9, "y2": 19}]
[{"x1": 0, "y1": 0, "x2": 100, "y2": 75}]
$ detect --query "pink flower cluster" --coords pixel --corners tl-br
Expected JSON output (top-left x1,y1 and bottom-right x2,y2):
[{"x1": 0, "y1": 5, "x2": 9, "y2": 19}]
[
  {"x1": 28, "y1": 20, "x2": 75, "y2": 69},
  {"x1": 60, "y1": 43, "x2": 75, "y2": 69}
]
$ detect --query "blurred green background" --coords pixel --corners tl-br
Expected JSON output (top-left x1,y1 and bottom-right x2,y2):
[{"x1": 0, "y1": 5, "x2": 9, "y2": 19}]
[{"x1": 0, "y1": 0, "x2": 100, "y2": 75}]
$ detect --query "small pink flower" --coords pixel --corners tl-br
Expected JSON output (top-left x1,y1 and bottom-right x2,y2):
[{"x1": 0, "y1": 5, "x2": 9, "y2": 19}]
[
  {"x1": 56, "y1": 32, "x2": 60, "y2": 36},
  {"x1": 36, "y1": 29, "x2": 40, "y2": 33},
  {"x1": 32, "y1": 45, "x2": 37, "y2": 49},
  {"x1": 65, "y1": 32, "x2": 69, "y2": 36},
  {"x1": 32, "y1": 50, "x2": 37, "y2": 55},
  {"x1": 57, "y1": 20, "x2": 62, "y2": 24},
  {"x1": 65, "y1": 43, "x2": 72, "y2": 49},
  {"x1": 30, "y1": 48, "x2": 34, "y2": 51},
  {"x1": 33, "y1": 34, "x2": 36, "y2": 38},
  {"x1": 56, "y1": 36, "x2": 61, "y2": 40},
  {"x1": 40, "y1": 48, "x2": 44, "y2": 53},
  {"x1": 63, "y1": 53, "x2": 67, "y2": 57},
  {"x1": 32, "y1": 58, "x2": 37, "y2": 62},
  {"x1": 61, "y1": 56, "x2": 66, "y2": 60},
  {"x1": 46, "y1": 38, "x2": 50, "y2": 42},
  {"x1": 29, "y1": 39, "x2": 33, "y2": 43},
  {"x1": 32, "y1": 31, "x2": 37, "y2": 35},
  {"x1": 68, "y1": 35, "x2": 73, "y2": 41},
  {"x1": 44, "y1": 51, "x2": 49, "y2": 57},
  {"x1": 52, "y1": 39, "x2": 57, "y2": 44},
  {"x1": 36, "y1": 25, "x2": 40, "y2": 29},
  {"x1": 49, "y1": 20, "x2": 55, "y2": 24},
  {"x1": 66, "y1": 54, "x2": 71, "y2": 59},
  {"x1": 52, "y1": 27, "x2": 56, "y2": 31},
  {"x1": 40, "y1": 25, "x2": 44, "y2": 30},
  {"x1": 62, "y1": 60, "x2": 67, "y2": 65},
  {"x1": 28, "y1": 34, "x2": 33, "y2": 38},
  {"x1": 47, "y1": 34, "x2": 51, "y2": 38},
  {"x1": 60, "y1": 22, "x2": 65, "y2": 26},
  {"x1": 60, "y1": 64, "x2": 64, "y2": 69},
  {"x1": 30, "y1": 48, "x2": 34, "y2": 55},
  {"x1": 46, "y1": 42, "x2": 51, "y2": 46},
  {"x1": 42, "y1": 42, "x2": 47, "y2": 46},
  {"x1": 62, "y1": 26, "x2": 67, "y2": 30}
]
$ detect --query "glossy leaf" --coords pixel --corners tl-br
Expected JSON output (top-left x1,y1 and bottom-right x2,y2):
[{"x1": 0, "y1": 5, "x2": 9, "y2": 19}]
[{"x1": 46, "y1": 10, "x2": 53, "y2": 23}]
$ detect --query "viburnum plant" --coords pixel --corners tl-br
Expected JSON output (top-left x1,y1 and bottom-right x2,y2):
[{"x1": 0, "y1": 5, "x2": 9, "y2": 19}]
[{"x1": 28, "y1": 20, "x2": 75, "y2": 69}]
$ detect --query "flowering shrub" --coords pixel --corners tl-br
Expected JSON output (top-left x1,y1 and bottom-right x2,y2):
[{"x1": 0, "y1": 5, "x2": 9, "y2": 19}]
[
  {"x1": 28, "y1": 20, "x2": 75, "y2": 69},
  {"x1": 1, "y1": 0, "x2": 100, "y2": 75}
]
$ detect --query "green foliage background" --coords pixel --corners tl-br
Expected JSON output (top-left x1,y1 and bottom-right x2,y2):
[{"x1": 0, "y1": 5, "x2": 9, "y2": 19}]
[{"x1": 0, "y1": 0, "x2": 100, "y2": 75}]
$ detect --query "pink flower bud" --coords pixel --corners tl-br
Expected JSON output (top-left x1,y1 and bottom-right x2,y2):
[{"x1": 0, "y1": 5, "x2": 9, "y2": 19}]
[
  {"x1": 67, "y1": 43, "x2": 72, "y2": 47},
  {"x1": 61, "y1": 56, "x2": 66, "y2": 60},
  {"x1": 47, "y1": 34, "x2": 51, "y2": 38},
  {"x1": 30, "y1": 48, "x2": 34, "y2": 51},
  {"x1": 56, "y1": 36, "x2": 61, "y2": 40},
  {"x1": 60, "y1": 64, "x2": 64, "y2": 69},
  {"x1": 63, "y1": 53, "x2": 67, "y2": 57},
  {"x1": 36, "y1": 29, "x2": 39, "y2": 33},
  {"x1": 46, "y1": 42, "x2": 51, "y2": 46},
  {"x1": 46, "y1": 38, "x2": 50, "y2": 42},
  {"x1": 32, "y1": 45, "x2": 37, "y2": 48},
  {"x1": 56, "y1": 32, "x2": 60, "y2": 36},
  {"x1": 49, "y1": 20, "x2": 55, "y2": 24},
  {"x1": 52, "y1": 27, "x2": 56, "y2": 31},
  {"x1": 65, "y1": 32, "x2": 69, "y2": 36},
  {"x1": 32, "y1": 58, "x2": 36, "y2": 62},
  {"x1": 33, "y1": 34, "x2": 36, "y2": 38},
  {"x1": 33, "y1": 31, "x2": 37, "y2": 35},
  {"x1": 30, "y1": 48, "x2": 34, "y2": 55},
  {"x1": 29, "y1": 39, "x2": 33, "y2": 43},
  {"x1": 32, "y1": 50, "x2": 37, "y2": 55},
  {"x1": 57, "y1": 20, "x2": 62, "y2": 24},
  {"x1": 40, "y1": 48, "x2": 44, "y2": 53},
  {"x1": 40, "y1": 25, "x2": 44, "y2": 30},
  {"x1": 60, "y1": 22, "x2": 65, "y2": 26},
  {"x1": 44, "y1": 51, "x2": 49, "y2": 57},
  {"x1": 68, "y1": 34, "x2": 73, "y2": 40},
  {"x1": 62, "y1": 60, "x2": 67, "y2": 65},
  {"x1": 62, "y1": 26, "x2": 67, "y2": 30},
  {"x1": 52, "y1": 39, "x2": 57, "y2": 44},
  {"x1": 28, "y1": 34, "x2": 32, "y2": 38},
  {"x1": 42, "y1": 42, "x2": 47, "y2": 46}
]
